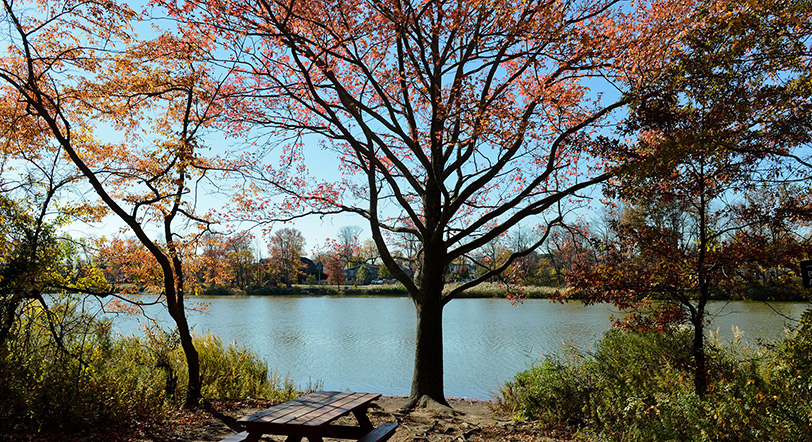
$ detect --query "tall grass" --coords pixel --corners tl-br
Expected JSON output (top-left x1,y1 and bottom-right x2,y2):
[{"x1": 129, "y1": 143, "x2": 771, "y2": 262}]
[
  {"x1": 195, "y1": 333, "x2": 298, "y2": 400},
  {"x1": 0, "y1": 299, "x2": 168, "y2": 435},
  {"x1": 443, "y1": 282, "x2": 560, "y2": 299},
  {"x1": 0, "y1": 296, "x2": 303, "y2": 437}
]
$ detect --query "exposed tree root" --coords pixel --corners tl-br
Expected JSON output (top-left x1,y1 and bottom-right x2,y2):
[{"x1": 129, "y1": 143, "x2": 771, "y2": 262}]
[{"x1": 402, "y1": 395, "x2": 460, "y2": 416}]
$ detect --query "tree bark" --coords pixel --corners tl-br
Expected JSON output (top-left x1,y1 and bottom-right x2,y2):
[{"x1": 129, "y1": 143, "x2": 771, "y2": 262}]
[
  {"x1": 408, "y1": 296, "x2": 449, "y2": 408},
  {"x1": 166, "y1": 244, "x2": 203, "y2": 408},
  {"x1": 0, "y1": 294, "x2": 21, "y2": 354},
  {"x1": 690, "y1": 313, "x2": 707, "y2": 397},
  {"x1": 176, "y1": 314, "x2": 202, "y2": 407},
  {"x1": 693, "y1": 167, "x2": 708, "y2": 398},
  {"x1": 165, "y1": 281, "x2": 202, "y2": 407}
]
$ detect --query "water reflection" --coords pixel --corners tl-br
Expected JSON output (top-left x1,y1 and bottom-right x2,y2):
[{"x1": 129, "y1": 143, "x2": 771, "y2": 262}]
[{"x1": 110, "y1": 297, "x2": 807, "y2": 399}]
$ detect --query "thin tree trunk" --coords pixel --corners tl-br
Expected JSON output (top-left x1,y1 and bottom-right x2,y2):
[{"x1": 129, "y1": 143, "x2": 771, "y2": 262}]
[
  {"x1": 178, "y1": 317, "x2": 201, "y2": 406},
  {"x1": 166, "y1": 291, "x2": 202, "y2": 407},
  {"x1": 691, "y1": 314, "x2": 707, "y2": 397},
  {"x1": 693, "y1": 166, "x2": 708, "y2": 398},
  {"x1": 0, "y1": 295, "x2": 21, "y2": 354},
  {"x1": 167, "y1": 243, "x2": 203, "y2": 408}
]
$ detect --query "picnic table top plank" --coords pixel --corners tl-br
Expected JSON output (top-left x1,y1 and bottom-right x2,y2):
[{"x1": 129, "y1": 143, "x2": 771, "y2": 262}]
[
  {"x1": 282, "y1": 391, "x2": 357, "y2": 425},
  {"x1": 238, "y1": 391, "x2": 381, "y2": 428},
  {"x1": 240, "y1": 391, "x2": 342, "y2": 424},
  {"x1": 242, "y1": 398, "x2": 308, "y2": 423},
  {"x1": 287, "y1": 392, "x2": 380, "y2": 426}
]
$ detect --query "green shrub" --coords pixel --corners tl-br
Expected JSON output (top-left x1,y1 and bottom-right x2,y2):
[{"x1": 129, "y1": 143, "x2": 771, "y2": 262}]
[
  {"x1": 201, "y1": 284, "x2": 240, "y2": 296},
  {"x1": 495, "y1": 356, "x2": 592, "y2": 425},
  {"x1": 497, "y1": 327, "x2": 812, "y2": 441}
]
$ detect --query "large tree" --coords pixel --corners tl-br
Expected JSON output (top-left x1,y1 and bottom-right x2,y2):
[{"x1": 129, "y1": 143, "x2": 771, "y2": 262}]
[
  {"x1": 0, "y1": 0, "x2": 232, "y2": 406},
  {"x1": 164, "y1": 0, "x2": 694, "y2": 407},
  {"x1": 570, "y1": 0, "x2": 812, "y2": 397},
  {"x1": 337, "y1": 225, "x2": 364, "y2": 267}
]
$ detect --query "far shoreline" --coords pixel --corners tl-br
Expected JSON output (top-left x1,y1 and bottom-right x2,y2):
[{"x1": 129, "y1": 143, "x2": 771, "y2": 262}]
[{"x1": 111, "y1": 282, "x2": 812, "y2": 302}]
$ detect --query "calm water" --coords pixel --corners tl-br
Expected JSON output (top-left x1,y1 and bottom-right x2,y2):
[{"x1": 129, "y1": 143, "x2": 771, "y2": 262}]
[{"x1": 109, "y1": 297, "x2": 808, "y2": 399}]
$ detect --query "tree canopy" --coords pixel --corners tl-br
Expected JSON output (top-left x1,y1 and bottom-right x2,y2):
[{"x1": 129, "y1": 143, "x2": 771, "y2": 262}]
[
  {"x1": 0, "y1": 0, "x2": 237, "y2": 406},
  {"x1": 160, "y1": 0, "x2": 705, "y2": 406}
]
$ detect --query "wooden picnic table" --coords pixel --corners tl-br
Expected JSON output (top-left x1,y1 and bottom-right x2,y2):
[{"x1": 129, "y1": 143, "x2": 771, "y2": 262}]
[{"x1": 224, "y1": 391, "x2": 397, "y2": 442}]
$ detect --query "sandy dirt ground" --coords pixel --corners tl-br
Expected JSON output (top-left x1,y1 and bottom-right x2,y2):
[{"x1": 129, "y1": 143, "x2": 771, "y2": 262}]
[{"x1": 149, "y1": 396, "x2": 572, "y2": 442}]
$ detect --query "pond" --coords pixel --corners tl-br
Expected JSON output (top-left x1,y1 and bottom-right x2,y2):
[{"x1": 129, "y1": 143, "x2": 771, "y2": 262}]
[{"x1": 110, "y1": 296, "x2": 808, "y2": 399}]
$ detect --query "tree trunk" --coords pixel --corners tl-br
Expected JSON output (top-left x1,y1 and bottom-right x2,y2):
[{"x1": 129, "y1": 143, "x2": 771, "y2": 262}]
[
  {"x1": 0, "y1": 294, "x2": 22, "y2": 352},
  {"x1": 406, "y1": 207, "x2": 452, "y2": 410},
  {"x1": 690, "y1": 314, "x2": 707, "y2": 397},
  {"x1": 692, "y1": 167, "x2": 708, "y2": 398},
  {"x1": 0, "y1": 302, "x2": 18, "y2": 358},
  {"x1": 167, "y1": 300, "x2": 202, "y2": 407},
  {"x1": 163, "y1": 249, "x2": 202, "y2": 408},
  {"x1": 179, "y1": 320, "x2": 202, "y2": 407},
  {"x1": 408, "y1": 296, "x2": 449, "y2": 408}
]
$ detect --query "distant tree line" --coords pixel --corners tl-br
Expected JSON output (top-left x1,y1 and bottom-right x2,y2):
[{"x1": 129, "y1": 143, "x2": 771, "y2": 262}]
[{"x1": 89, "y1": 224, "x2": 621, "y2": 293}]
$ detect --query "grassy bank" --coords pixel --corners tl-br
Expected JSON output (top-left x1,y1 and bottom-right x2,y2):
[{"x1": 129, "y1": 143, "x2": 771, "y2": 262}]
[
  {"x1": 200, "y1": 282, "x2": 563, "y2": 299},
  {"x1": 446, "y1": 282, "x2": 561, "y2": 299}
]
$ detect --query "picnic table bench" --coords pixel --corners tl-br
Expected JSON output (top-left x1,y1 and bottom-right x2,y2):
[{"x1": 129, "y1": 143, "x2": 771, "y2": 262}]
[{"x1": 218, "y1": 391, "x2": 397, "y2": 442}]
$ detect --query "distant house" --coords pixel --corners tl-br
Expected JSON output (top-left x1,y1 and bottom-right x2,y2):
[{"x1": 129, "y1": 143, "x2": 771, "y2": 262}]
[
  {"x1": 447, "y1": 261, "x2": 474, "y2": 281},
  {"x1": 300, "y1": 257, "x2": 325, "y2": 282},
  {"x1": 448, "y1": 262, "x2": 471, "y2": 274},
  {"x1": 344, "y1": 263, "x2": 379, "y2": 282}
]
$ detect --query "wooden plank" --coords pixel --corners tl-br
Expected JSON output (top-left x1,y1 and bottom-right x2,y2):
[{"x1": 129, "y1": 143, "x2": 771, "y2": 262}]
[
  {"x1": 217, "y1": 431, "x2": 250, "y2": 442},
  {"x1": 352, "y1": 408, "x2": 374, "y2": 431},
  {"x1": 238, "y1": 391, "x2": 374, "y2": 425},
  {"x1": 274, "y1": 392, "x2": 350, "y2": 425},
  {"x1": 282, "y1": 393, "x2": 357, "y2": 426},
  {"x1": 319, "y1": 392, "x2": 380, "y2": 424},
  {"x1": 239, "y1": 397, "x2": 302, "y2": 422},
  {"x1": 296, "y1": 392, "x2": 380, "y2": 426},
  {"x1": 242, "y1": 422, "x2": 367, "y2": 440},
  {"x1": 279, "y1": 391, "x2": 353, "y2": 425},
  {"x1": 357, "y1": 423, "x2": 398, "y2": 442}
]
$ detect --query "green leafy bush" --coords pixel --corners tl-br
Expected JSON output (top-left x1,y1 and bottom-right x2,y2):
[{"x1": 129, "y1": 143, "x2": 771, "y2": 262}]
[{"x1": 498, "y1": 356, "x2": 592, "y2": 425}]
